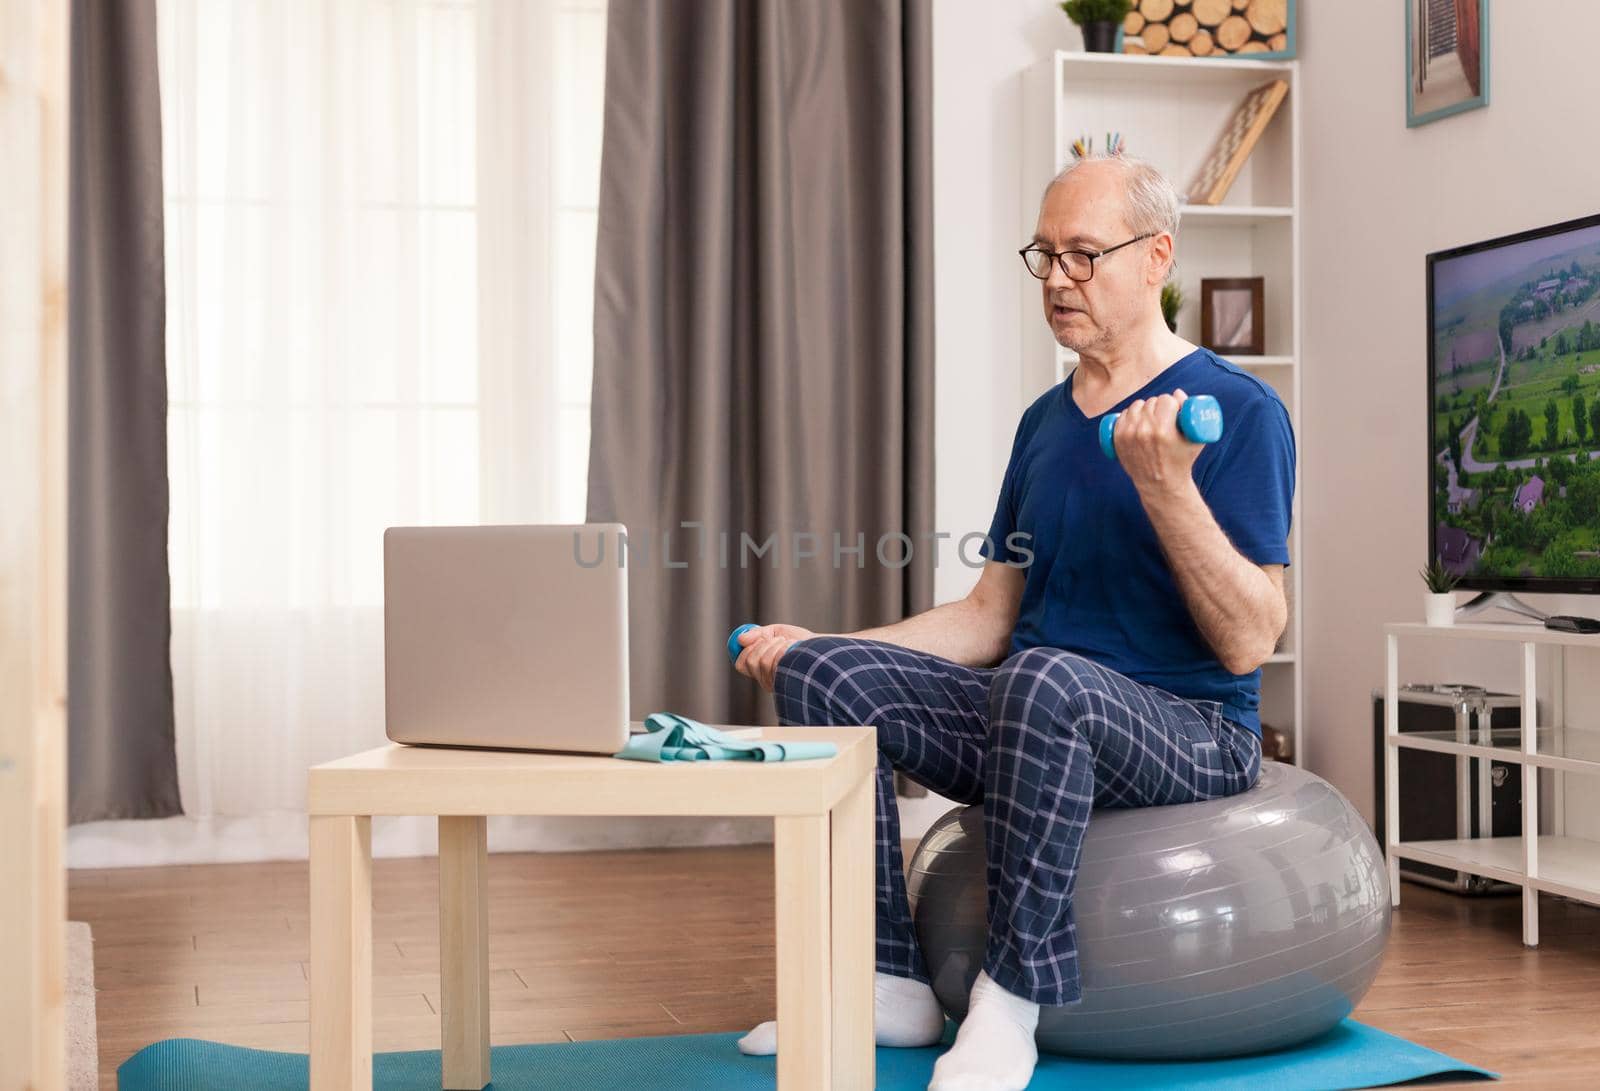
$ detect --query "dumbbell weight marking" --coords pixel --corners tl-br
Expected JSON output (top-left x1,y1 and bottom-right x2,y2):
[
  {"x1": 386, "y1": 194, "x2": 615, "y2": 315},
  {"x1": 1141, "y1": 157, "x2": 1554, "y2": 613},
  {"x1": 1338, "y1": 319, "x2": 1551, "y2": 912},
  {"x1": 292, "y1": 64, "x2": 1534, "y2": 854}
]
[{"x1": 1099, "y1": 394, "x2": 1224, "y2": 460}]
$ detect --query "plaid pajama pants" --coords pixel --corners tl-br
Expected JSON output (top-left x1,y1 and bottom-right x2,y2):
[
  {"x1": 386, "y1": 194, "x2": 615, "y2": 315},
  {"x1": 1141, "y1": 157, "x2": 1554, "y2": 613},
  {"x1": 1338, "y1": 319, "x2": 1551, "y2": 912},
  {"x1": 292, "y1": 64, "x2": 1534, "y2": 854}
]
[{"x1": 772, "y1": 636, "x2": 1262, "y2": 1007}]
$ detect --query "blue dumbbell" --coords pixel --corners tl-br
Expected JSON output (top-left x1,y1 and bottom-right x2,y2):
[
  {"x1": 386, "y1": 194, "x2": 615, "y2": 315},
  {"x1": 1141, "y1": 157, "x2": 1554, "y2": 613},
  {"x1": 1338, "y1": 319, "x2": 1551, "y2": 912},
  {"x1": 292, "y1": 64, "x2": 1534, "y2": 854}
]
[
  {"x1": 1099, "y1": 394, "x2": 1224, "y2": 460},
  {"x1": 727, "y1": 623, "x2": 760, "y2": 665}
]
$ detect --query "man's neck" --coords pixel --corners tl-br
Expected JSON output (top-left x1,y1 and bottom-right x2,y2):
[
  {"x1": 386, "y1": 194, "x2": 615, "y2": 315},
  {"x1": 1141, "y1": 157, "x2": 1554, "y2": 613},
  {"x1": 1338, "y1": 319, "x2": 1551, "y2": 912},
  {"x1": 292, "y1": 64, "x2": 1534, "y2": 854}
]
[{"x1": 1071, "y1": 322, "x2": 1196, "y2": 417}]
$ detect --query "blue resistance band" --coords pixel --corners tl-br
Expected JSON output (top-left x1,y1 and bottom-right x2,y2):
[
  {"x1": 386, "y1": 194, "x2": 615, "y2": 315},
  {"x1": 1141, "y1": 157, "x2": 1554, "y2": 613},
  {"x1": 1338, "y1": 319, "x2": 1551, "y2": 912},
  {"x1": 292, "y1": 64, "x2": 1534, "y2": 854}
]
[{"x1": 614, "y1": 711, "x2": 837, "y2": 763}]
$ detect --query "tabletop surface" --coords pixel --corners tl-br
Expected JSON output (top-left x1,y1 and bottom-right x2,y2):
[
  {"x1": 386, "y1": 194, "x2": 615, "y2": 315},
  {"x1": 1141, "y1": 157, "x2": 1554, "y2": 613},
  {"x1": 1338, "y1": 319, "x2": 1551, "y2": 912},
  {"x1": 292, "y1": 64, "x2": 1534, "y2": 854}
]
[
  {"x1": 307, "y1": 726, "x2": 877, "y2": 816},
  {"x1": 311, "y1": 725, "x2": 873, "y2": 773},
  {"x1": 1385, "y1": 620, "x2": 1600, "y2": 647}
]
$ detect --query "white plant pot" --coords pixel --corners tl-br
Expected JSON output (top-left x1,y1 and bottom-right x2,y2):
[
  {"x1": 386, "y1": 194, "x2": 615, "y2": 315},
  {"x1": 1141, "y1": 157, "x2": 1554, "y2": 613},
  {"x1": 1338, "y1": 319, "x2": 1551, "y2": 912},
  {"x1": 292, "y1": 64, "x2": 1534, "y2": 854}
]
[{"x1": 1424, "y1": 592, "x2": 1456, "y2": 626}]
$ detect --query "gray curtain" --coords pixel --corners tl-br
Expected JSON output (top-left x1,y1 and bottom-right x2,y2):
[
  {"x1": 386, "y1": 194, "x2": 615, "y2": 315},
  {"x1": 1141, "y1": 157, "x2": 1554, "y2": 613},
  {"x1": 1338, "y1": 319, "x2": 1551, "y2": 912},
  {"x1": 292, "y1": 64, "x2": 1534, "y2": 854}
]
[
  {"x1": 588, "y1": 0, "x2": 935, "y2": 724},
  {"x1": 68, "y1": 0, "x2": 181, "y2": 823}
]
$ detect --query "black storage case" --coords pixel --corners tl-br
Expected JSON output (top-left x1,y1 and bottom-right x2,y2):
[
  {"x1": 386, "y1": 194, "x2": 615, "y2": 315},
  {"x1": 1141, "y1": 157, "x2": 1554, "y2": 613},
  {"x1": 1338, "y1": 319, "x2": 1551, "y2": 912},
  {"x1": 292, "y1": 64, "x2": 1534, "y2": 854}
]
[{"x1": 1372, "y1": 683, "x2": 1522, "y2": 895}]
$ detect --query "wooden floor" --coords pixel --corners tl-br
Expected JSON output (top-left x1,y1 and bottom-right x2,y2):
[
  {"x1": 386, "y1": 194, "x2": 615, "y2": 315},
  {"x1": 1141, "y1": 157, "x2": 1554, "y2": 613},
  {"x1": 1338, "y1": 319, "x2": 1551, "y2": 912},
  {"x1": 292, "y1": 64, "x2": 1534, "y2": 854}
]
[{"x1": 71, "y1": 843, "x2": 1600, "y2": 1089}]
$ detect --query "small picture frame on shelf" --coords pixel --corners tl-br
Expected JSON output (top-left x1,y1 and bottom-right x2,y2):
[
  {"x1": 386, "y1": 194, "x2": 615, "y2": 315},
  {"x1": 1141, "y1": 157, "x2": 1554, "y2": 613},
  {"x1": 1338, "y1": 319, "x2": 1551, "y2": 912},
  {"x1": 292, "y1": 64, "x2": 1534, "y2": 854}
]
[{"x1": 1200, "y1": 277, "x2": 1265, "y2": 356}]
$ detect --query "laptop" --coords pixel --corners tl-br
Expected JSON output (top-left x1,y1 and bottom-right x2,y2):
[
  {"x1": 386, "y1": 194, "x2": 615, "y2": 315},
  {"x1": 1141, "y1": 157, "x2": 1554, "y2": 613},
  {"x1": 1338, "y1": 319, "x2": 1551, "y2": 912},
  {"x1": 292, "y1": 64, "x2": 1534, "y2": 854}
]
[{"x1": 383, "y1": 524, "x2": 633, "y2": 753}]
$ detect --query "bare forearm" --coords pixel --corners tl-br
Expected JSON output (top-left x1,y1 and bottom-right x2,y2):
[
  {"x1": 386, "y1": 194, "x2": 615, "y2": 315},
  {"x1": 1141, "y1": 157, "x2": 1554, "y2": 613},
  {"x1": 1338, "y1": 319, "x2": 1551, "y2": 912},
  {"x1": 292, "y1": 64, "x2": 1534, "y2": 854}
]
[
  {"x1": 852, "y1": 596, "x2": 1013, "y2": 668},
  {"x1": 1137, "y1": 478, "x2": 1285, "y2": 673},
  {"x1": 737, "y1": 565, "x2": 1020, "y2": 690}
]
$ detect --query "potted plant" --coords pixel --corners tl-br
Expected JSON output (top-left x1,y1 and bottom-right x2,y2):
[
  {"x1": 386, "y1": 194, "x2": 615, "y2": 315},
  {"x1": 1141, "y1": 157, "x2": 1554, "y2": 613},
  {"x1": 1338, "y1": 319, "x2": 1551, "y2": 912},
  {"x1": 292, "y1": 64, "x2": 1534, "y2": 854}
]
[
  {"x1": 1161, "y1": 282, "x2": 1184, "y2": 333},
  {"x1": 1061, "y1": 0, "x2": 1132, "y2": 54},
  {"x1": 1419, "y1": 556, "x2": 1460, "y2": 626}
]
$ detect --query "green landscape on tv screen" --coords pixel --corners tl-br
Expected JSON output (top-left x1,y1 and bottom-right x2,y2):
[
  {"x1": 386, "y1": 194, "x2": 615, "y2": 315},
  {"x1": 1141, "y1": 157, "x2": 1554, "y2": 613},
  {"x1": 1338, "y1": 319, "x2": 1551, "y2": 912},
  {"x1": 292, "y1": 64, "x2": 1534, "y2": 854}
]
[{"x1": 1432, "y1": 219, "x2": 1600, "y2": 582}]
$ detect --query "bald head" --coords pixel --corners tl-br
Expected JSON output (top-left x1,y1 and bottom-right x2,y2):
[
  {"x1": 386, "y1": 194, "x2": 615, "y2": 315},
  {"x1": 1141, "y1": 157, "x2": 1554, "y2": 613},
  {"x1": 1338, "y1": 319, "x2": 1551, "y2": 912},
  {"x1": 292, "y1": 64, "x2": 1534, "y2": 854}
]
[{"x1": 1041, "y1": 154, "x2": 1182, "y2": 261}]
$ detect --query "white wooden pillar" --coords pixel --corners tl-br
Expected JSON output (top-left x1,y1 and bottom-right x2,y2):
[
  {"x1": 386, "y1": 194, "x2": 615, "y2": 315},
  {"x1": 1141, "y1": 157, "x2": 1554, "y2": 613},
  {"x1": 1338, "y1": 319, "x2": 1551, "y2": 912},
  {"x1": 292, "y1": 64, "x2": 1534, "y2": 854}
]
[{"x1": 0, "y1": 0, "x2": 70, "y2": 1086}]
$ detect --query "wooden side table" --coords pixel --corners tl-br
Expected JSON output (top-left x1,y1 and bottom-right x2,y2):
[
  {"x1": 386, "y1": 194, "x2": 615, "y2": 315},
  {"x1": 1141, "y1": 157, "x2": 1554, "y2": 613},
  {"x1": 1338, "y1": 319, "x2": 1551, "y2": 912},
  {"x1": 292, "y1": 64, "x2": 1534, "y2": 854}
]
[{"x1": 307, "y1": 726, "x2": 877, "y2": 1090}]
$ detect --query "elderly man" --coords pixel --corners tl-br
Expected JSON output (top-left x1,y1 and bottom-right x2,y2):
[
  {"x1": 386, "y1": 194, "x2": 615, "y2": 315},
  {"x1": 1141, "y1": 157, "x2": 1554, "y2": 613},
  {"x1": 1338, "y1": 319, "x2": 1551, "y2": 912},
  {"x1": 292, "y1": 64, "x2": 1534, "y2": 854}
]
[{"x1": 734, "y1": 153, "x2": 1294, "y2": 1091}]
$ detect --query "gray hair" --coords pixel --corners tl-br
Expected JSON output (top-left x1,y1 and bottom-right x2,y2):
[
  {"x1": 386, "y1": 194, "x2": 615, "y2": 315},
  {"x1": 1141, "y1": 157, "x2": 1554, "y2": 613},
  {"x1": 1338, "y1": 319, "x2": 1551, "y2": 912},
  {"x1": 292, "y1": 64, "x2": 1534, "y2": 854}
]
[{"x1": 1046, "y1": 153, "x2": 1181, "y2": 276}]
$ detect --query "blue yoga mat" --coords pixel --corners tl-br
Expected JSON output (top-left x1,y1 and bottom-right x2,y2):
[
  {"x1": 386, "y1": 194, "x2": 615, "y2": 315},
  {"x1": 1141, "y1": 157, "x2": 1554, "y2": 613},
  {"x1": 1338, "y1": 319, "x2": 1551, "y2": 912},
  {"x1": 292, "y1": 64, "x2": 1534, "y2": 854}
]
[{"x1": 119, "y1": 1019, "x2": 1497, "y2": 1090}]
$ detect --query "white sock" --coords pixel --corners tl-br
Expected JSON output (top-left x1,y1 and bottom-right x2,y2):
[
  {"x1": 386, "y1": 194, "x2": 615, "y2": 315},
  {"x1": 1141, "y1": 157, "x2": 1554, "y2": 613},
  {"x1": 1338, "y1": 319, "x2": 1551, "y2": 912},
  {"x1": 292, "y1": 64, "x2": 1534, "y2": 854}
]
[
  {"x1": 927, "y1": 969, "x2": 1040, "y2": 1091},
  {"x1": 735, "y1": 970, "x2": 946, "y2": 1055},
  {"x1": 872, "y1": 971, "x2": 949, "y2": 1047}
]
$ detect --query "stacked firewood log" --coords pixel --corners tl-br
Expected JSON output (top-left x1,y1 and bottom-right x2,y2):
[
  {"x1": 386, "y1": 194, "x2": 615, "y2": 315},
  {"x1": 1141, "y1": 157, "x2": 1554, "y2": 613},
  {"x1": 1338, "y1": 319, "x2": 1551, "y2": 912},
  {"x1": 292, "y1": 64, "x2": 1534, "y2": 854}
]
[{"x1": 1123, "y1": 0, "x2": 1289, "y2": 57}]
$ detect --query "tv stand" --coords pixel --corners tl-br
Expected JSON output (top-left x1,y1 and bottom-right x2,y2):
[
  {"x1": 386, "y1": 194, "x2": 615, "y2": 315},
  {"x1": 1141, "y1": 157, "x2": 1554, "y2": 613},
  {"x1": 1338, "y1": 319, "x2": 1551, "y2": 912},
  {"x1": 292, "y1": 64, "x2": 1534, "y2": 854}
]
[
  {"x1": 1384, "y1": 621, "x2": 1600, "y2": 947},
  {"x1": 1456, "y1": 592, "x2": 1549, "y2": 623}
]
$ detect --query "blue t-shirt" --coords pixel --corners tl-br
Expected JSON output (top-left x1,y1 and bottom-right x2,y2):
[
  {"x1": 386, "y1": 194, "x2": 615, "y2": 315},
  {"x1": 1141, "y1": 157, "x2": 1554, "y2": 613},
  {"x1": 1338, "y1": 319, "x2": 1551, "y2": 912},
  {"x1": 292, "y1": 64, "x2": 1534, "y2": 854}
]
[{"x1": 980, "y1": 348, "x2": 1295, "y2": 735}]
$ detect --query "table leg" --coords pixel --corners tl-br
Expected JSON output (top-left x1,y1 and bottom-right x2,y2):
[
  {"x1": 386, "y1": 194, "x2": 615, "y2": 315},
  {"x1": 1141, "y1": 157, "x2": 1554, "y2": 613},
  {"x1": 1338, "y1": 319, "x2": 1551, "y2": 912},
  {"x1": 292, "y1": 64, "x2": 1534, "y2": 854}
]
[
  {"x1": 830, "y1": 773, "x2": 875, "y2": 1089},
  {"x1": 1522, "y1": 641, "x2": 1539, "y2": 947},
  {"x1": 439, "y1": 816, "x2": 491, "y2": 1089},
  {"x1": 775, "y1": 813, "x2": 833, "y2": 1089},
  {"x1": 1384, "y1": 633, "x2": 1402, "y2": 909},
  {"x1": 310, "y1": 815, "x2": 372, "y2": 1091}
]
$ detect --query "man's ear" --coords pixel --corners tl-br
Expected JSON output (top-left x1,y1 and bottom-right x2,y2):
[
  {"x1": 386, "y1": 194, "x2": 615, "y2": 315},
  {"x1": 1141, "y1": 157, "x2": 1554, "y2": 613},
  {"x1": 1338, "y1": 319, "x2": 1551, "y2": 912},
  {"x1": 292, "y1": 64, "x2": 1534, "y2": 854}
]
[{"x1": 1148, "y1": 233, "x2": 1174, "y2": 286}]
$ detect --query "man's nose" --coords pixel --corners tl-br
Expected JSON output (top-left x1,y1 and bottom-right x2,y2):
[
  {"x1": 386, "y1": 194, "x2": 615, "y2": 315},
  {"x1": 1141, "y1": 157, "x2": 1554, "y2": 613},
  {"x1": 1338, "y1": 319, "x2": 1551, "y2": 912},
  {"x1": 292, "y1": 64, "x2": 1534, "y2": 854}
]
[
  {"x1": 1046, "y1": 272, "x2": 1081, "y2": 301},
  {"x1": 1044, "y1": 259, "x2": 1074, "y2": 293}
]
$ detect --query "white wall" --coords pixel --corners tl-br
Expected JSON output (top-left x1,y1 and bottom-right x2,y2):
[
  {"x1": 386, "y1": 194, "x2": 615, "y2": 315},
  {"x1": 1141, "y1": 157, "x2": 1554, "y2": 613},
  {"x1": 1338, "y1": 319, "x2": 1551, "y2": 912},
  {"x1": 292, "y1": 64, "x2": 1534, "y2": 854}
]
[
  {"x1": 1299, "y1": 0, "x2": 1600, "y2": 826},
  {"x1": 930, "y1": 1, "x2": 1079, "y2": 606}
]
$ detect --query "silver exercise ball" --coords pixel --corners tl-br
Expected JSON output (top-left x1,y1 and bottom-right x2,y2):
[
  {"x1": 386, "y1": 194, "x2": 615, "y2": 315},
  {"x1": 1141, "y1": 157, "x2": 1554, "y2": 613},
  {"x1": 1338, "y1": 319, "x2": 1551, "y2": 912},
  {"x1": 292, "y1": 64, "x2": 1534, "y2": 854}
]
[{"x1": 906, "y1": 761, "x2": 1390, "y2": 1060}]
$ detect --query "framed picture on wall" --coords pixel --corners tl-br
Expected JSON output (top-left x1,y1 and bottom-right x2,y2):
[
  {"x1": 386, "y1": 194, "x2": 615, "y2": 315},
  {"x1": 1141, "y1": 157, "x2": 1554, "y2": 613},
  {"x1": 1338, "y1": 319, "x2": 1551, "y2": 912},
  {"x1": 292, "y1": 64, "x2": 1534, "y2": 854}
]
[
  {"x1": 1201, "y1": 277, "x2": 1265, "y2": 357},
  {"x1": 1406, "y1": 0, "x2": 1490, "y2": 127}
]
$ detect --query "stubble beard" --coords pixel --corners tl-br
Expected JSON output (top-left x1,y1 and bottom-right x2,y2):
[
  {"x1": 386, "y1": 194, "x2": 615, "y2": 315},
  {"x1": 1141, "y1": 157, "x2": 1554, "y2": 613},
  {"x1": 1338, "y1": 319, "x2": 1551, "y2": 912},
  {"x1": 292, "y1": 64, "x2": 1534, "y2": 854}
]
[{"x1": 1055, "y1": 314, "x2": 1113, "y2": 355}]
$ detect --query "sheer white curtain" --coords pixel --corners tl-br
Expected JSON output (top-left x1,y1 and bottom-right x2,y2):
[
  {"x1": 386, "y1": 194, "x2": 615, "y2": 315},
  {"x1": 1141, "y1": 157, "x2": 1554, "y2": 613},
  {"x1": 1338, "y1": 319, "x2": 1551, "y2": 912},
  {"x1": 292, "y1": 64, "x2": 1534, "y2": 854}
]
[{"x1": 69, "y1": 0, "x2": 625, "y2": 865}]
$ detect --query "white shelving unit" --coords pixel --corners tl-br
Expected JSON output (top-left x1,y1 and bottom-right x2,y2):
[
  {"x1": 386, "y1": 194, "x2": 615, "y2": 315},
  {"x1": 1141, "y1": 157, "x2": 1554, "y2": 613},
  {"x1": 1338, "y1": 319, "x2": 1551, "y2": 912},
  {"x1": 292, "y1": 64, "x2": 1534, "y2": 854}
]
[
  {"x1": 1021, "y1": 51, "x2": 1304, "y2": 763},
  {"x1": 1384, "y1": 622, "x2": 1600, "y2": 946}
]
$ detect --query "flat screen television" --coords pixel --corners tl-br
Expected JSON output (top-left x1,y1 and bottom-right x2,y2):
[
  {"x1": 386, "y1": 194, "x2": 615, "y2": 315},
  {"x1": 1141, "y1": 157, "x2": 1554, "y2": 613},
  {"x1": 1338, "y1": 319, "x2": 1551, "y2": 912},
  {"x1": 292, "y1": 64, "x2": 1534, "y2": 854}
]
[{"x1": 1428, "y1": 211, "x2": 1600, "y2": 595}]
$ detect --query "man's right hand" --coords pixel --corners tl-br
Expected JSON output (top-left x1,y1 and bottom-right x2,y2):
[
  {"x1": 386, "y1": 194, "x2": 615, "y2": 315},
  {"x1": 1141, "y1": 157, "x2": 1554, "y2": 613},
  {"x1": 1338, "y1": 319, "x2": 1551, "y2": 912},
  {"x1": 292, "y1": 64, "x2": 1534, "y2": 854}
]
[{"x1": 733, "y1": 623, "x2": 816, "y2": 693}]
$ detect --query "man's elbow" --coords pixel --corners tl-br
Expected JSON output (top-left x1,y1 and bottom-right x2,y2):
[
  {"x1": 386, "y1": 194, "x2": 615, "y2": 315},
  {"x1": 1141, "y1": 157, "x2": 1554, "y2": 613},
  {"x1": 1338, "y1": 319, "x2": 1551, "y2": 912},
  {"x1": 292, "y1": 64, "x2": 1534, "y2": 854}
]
[
  {"x1": 1221, "y1": 620, "x2": 1282, "y2": 675},
  {"x1": 1221, "y1": 614, "x2": 1287, "y2": 675},
  {"x1": 1221, "y1": 645, "x2": 1272, "y2": 676}
]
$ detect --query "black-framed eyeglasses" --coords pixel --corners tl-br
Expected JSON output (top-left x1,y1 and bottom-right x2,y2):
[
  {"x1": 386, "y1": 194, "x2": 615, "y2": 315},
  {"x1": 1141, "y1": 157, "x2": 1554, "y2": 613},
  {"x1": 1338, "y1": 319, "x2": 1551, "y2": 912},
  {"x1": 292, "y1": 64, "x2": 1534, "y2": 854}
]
[{"x1": 1018, "y1": 233, "x2": 1155, "y2": 283}]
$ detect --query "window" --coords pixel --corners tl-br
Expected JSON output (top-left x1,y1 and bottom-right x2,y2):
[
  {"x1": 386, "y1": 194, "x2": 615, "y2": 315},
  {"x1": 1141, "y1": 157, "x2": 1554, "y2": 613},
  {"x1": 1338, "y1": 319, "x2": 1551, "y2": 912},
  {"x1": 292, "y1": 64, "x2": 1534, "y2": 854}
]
[{"x1": 154, "y1": 0, "x2": 607, "y2": 824}]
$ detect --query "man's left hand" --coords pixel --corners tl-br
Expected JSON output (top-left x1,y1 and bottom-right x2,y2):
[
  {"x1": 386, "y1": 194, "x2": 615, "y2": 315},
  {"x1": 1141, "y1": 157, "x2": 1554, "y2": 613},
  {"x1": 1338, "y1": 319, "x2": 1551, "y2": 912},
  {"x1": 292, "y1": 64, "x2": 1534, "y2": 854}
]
[{"x1": 1111, "y1": 388, "x2": 1205, "y2": 497}]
